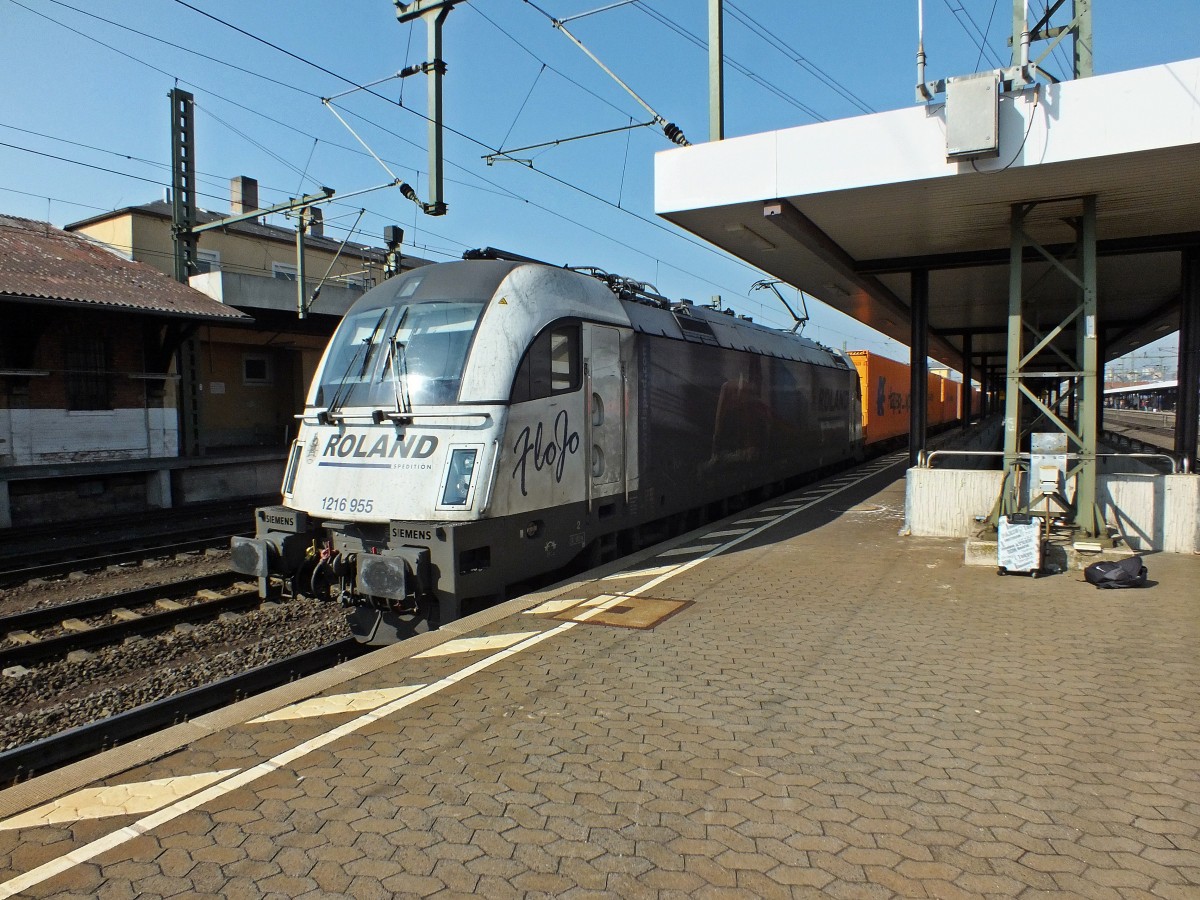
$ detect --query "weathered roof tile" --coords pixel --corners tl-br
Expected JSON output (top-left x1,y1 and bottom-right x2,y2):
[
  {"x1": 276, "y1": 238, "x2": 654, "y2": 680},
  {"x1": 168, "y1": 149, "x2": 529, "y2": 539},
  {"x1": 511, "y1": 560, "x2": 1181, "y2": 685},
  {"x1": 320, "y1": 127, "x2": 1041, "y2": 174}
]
[{"x1": 0, "y1": 214, "x2": 250, "y2": 321}]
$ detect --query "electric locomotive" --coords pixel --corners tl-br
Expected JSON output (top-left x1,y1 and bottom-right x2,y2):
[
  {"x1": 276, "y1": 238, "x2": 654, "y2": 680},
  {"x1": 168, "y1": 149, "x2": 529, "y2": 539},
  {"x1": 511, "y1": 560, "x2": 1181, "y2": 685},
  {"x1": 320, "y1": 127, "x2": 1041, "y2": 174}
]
[{"x1": 231, "y1": 249, "x2": 863, "y2": 643}]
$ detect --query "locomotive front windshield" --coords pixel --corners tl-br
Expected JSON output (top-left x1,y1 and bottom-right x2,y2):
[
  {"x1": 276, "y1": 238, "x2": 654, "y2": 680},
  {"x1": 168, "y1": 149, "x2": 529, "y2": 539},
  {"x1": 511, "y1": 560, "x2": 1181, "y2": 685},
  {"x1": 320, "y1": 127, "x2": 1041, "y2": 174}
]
[{"x1": 314, "y1": 295, "x2": 486, "y2": 409}]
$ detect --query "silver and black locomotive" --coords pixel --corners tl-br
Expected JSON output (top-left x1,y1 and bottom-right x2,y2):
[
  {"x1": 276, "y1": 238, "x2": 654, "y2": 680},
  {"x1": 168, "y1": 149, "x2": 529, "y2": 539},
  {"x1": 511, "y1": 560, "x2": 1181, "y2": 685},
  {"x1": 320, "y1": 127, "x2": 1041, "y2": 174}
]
[{"x1": 231, "y1": 249, "x2": 864, "y2": 642}]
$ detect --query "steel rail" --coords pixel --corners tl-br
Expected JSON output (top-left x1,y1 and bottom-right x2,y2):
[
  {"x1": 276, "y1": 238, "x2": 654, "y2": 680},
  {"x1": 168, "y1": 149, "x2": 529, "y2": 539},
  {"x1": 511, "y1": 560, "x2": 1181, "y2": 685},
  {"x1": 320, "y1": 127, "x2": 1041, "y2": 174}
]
[
  {"x1": 0, "y1": 533, "x2": 249, "y2": 588},
  {"x1": 0, "y1": 572, "x2": 240, "y2": 634},
  {"x1": 0, "y1": 638, "x2": 366, "y2": 784},
  {"x1": 0, "y1": 590, "x2": 262, "y2": 669}
]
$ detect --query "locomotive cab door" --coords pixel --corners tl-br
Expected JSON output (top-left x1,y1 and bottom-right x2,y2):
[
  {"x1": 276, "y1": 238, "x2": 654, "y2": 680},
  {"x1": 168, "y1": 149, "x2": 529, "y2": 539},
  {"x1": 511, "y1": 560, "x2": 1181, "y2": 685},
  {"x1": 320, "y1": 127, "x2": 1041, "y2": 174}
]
[{"x1": 584, "y1": 324, "x2": 626, "y2": 498}]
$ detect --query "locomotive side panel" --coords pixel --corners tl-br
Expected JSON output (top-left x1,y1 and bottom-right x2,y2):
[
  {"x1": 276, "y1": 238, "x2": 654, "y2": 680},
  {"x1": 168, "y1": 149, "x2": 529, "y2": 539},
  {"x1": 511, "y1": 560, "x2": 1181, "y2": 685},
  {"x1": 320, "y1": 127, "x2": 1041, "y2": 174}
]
[{"x1": 638, "y1": 334, "x2": 856, "y2": 516}]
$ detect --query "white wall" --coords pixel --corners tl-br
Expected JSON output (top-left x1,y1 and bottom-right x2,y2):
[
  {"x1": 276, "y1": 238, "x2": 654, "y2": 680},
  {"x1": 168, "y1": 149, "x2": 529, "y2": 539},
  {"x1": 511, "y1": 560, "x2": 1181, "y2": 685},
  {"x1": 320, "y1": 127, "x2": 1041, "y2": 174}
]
[{"x1": 1, "y1": 407, "x2": 177, "y2": 465}]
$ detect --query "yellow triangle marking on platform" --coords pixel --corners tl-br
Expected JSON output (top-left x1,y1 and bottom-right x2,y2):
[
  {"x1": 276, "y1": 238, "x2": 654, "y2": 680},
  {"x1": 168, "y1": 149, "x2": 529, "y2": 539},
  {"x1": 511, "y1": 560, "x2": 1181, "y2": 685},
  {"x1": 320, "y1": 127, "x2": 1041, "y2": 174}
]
[
  {"x1": 0, "y1": 770, "x2": 239, "y2": 831},
  {"x1": 414, "y1": 631, "x2": 540, "y2": 658},
  {"x1": 600, "y1": 564, "x2": 678, "y2": 580},
  {"x1": 249, "y1": 684, "x2": 427, "y2": 723},
  {"x1": 658, "y1": 543, "x2": 720, "y2": 557},
  {"x1": 524, "y1": 597, "x2": 585, "y2": 615},
  {"x1": 704, "y1": 528, "x2": 752, "y2": 538}
]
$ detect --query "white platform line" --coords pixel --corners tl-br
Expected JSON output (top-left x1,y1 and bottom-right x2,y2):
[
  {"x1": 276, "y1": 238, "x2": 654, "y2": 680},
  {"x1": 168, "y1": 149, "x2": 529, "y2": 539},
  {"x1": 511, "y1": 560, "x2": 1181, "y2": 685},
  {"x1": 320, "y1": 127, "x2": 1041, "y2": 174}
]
[{"x1": 0, "y1": 623, "x2": 578, "y2": 900}]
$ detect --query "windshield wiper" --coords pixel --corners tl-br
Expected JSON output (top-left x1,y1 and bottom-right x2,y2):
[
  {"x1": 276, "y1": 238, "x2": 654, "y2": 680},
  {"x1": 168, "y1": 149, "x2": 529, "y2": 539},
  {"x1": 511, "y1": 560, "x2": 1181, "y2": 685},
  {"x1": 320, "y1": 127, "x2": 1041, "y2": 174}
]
[
  {"x1": 386, "y1": 308, "x2": 413, "y2": 417},
  {"x1": 327, "y1": 309, "x2": 388, "y2": 414}
]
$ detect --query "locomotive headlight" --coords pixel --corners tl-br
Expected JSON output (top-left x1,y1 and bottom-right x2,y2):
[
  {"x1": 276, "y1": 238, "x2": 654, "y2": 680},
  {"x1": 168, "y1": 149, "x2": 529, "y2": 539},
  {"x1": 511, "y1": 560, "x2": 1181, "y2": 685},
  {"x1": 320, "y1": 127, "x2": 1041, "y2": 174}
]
[{"x1": 439, "y1": 448, "x2": 479, "y2": 507}]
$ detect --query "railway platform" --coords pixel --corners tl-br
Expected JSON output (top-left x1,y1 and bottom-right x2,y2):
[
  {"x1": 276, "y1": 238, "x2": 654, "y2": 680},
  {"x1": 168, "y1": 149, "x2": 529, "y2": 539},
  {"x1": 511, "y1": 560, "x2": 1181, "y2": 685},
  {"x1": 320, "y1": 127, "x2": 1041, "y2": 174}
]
[{"x1": 1, "y1": 452, "x2": 1198, "y2": 898}]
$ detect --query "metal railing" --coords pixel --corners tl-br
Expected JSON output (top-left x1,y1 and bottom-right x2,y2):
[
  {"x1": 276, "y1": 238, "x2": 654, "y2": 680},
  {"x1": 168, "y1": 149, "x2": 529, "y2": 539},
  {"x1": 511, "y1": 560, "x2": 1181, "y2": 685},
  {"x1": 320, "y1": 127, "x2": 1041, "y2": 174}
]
[{"x1": 918, "y1": 449, "x2": 1188, "y2": 475}]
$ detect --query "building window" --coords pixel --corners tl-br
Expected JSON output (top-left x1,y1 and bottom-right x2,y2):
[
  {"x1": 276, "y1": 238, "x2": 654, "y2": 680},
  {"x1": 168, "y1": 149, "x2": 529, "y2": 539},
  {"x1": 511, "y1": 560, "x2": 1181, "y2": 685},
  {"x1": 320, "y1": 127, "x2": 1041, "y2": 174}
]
[
  {"x1": 195, "y1": 249, "x2": 221, "y2": 274},
  {"x1": 272, "y1": 262, "x2": 298, "y2": 282},
  {"x1": 243, "y1": 353, "x2": 272, "y2": 385},
  {"x1": 66, "y1": 333, "x2": 111, "y2": 410}
]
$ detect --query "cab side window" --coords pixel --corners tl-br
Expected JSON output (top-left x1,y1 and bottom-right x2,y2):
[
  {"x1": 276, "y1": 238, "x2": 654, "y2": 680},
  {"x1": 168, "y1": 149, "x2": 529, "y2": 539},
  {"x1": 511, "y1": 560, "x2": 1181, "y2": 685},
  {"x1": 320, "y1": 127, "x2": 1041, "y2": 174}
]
[{"x1": 511, "y1": 323, "x2": 581, "y2": 403}]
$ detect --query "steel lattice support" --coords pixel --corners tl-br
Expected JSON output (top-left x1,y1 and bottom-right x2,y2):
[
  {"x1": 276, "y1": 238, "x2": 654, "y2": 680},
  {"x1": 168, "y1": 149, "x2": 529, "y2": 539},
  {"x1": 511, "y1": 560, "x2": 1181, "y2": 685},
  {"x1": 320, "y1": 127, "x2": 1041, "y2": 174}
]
[
  {"x1": 169, "y1": 89, "x2": 197, "y2": 284},
  {"x1": 1001, "y1": 196, "x2": 1104, "y2": 538}
]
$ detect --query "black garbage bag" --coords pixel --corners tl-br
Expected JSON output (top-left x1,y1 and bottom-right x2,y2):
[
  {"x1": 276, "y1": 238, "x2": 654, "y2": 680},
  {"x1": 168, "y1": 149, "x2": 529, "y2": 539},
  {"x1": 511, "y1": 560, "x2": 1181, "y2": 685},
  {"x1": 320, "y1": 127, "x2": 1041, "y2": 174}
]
[{"x1": 1083, "y1": 555, "x2": 1148, "y2": 589}]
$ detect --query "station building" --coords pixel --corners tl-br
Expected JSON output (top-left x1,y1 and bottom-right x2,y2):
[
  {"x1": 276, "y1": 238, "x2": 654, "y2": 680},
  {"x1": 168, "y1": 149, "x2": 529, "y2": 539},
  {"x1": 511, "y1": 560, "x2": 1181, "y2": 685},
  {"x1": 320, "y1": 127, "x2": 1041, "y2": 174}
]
[
  {"x1": 66, "y1": 177, "x2": 428, "y2": 457},
  {"x1": 0, "y1": 214, "x2": 248, "y2": 527},
  {"x1": 0, "y1": 178, "x2": 429, "y2": 529}
]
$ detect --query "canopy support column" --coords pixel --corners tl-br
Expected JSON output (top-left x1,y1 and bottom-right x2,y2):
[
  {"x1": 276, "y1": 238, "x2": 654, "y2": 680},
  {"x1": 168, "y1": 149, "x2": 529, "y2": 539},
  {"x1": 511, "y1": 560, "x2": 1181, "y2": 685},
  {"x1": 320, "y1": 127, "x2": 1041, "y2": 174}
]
[
  {"x1": 1178, "y1": 248, "x2": 1200, "y2": 469},
  {"x1": 997, "y1": 196, "x2": 1104, "y2": 539},
  {"x1": 909, "y1": 269, "x2": 929, "y2": 468}
]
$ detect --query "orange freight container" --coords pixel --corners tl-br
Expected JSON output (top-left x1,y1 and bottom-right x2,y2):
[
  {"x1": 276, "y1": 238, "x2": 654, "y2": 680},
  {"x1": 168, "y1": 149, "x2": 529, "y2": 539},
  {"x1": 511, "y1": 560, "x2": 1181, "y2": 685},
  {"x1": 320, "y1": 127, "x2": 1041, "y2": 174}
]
[
  {"x1": 848, "y1": 351, "x2": 912, "y2": 446},
  {"x1": 947, "y1": 379, "x2": 962, "y2": 422},
  {"x1": 927, "y1": 372, "x2": 945, "y2": 426}
]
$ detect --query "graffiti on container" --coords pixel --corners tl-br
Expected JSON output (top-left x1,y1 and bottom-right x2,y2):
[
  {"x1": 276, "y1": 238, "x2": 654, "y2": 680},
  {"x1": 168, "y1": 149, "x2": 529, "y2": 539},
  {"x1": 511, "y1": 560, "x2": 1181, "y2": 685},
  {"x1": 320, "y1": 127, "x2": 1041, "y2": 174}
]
[{"x1": 876, "y1": 376, "x2": 909, "y2": 417}]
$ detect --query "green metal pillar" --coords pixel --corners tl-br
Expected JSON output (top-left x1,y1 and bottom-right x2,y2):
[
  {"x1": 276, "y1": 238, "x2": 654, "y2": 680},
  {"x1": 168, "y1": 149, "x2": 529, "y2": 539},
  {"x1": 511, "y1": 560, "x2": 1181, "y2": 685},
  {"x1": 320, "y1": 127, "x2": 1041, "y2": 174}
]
[
  {"x1": 169, "y1": 88, "x2": 197, "y2": 284},
  {"x1": 1073, "y1": 0, "x2": 1093, "y2": 78},
  {"x1": 295, "y1": 207, "x2": 309, "y2": 320},
  {"x1": 909, "y1": 269, "x2": 929, "y2": 469},
  {"x1": 1004, "y1": 204, "x2": 1026, "y2": 471},
  {"x1": 709, "y1": 0, "x2": 723, "y2": 142},
  {"x1": 1074, "y1": 195, "x2": 1101, "y2": 537},
  {"x1": 1178, "y1": 249, "x2": 1200, "y2": 469}
]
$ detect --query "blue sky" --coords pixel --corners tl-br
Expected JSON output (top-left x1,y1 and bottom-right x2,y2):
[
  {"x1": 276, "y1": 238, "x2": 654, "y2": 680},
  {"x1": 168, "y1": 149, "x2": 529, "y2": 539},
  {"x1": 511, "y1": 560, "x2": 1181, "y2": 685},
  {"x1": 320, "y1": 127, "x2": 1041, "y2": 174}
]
[{"x1": 2, "y1": 1, "x2": 1196, "y2": 362}]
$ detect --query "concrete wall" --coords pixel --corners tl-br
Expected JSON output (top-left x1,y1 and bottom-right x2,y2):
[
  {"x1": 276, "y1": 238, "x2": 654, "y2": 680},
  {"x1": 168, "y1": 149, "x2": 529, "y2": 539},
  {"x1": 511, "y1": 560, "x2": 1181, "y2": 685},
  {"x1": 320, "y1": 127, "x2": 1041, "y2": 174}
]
[
  {"x1": 175, "y1": 458, "x2": 284, "y2": 505},
  {"x1": 0, "y1": 454, "x2": 285, "y2": 529},
  {"x1": 906, "y1": 466, "x2": 1200, "y2": 554}
]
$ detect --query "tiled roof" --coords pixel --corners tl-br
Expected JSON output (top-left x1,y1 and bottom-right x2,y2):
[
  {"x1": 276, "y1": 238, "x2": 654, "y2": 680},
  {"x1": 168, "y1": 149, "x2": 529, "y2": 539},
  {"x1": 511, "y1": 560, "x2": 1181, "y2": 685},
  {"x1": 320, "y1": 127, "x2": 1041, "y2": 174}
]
[{"x1": 0, "y1": 214, "x2": 249, "y2": 321}]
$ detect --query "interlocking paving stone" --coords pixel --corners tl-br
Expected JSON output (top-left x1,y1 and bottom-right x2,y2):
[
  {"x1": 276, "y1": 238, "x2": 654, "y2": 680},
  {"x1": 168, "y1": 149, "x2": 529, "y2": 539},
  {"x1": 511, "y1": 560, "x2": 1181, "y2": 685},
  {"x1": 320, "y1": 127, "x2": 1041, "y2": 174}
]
[{"x1": 2, "y1": 474, "x2": 1199, "y2": 897}]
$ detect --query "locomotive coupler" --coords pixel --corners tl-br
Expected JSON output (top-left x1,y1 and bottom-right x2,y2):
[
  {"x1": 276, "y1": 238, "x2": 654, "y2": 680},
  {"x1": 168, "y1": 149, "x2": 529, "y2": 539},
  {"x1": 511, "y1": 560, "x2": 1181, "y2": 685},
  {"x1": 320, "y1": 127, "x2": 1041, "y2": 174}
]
[{"x1": 230, "y1": 505, "x2": 315, "y2": 598}]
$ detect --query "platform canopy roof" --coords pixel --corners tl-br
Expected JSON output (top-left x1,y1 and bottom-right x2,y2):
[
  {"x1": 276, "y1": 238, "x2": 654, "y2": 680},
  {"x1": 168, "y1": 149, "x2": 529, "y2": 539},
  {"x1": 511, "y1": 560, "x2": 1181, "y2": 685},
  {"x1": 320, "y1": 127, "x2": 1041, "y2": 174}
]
[{"x1": 655, "y1": 58, "x2": 1200, "y2": 376}]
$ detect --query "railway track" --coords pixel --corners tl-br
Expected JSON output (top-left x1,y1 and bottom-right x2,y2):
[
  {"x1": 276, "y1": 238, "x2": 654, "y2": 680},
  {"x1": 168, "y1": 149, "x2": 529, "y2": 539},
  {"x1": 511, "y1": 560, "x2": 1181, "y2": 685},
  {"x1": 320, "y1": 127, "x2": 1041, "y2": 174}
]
[
  {"x1": 0, "y1": 637, "x2": 365, "y2": 783},
  {"x1": 0, "y1": 573, "x2": 258, "y2": 670},
  {"x1": 0, "y1": 499, "x2": 265, "y2": 587}
]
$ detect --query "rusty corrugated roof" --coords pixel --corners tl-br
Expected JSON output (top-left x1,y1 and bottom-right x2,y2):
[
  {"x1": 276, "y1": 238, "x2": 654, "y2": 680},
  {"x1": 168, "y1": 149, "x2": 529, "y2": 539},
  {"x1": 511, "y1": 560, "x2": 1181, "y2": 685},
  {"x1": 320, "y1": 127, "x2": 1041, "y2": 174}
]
[{"x1": 0, "y1": 214, "x2": 249, "y2": 321}]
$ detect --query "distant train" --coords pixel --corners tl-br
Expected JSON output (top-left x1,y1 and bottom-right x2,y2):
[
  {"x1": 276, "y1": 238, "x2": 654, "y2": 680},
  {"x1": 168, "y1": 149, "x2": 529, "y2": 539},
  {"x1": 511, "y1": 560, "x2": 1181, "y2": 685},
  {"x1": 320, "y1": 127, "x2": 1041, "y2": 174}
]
[
  {"x1": 847, "y1": 351, "x2": 971, "y2": 446},
  {"x1": 231, "y1": 251, "x2": 961, "y2": 643}
]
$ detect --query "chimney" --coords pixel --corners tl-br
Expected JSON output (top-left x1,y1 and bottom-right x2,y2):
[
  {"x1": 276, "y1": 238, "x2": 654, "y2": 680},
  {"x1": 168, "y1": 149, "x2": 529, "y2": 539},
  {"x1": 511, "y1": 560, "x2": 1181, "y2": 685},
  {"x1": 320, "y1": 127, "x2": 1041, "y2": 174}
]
[
  {"x1": 308, "y1": 207, "x2": 323, "y2": 239},
  {"x1": 230, "y1": 176, "x2": 259, "y2": 216}
]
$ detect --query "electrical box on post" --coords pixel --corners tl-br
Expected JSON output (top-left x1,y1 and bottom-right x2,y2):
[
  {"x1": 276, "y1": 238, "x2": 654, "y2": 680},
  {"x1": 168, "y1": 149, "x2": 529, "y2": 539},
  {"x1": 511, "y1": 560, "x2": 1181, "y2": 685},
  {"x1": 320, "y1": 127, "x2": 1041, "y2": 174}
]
[{"x1": 945, "y1": 71, "x2": 1000, "y2": 162}]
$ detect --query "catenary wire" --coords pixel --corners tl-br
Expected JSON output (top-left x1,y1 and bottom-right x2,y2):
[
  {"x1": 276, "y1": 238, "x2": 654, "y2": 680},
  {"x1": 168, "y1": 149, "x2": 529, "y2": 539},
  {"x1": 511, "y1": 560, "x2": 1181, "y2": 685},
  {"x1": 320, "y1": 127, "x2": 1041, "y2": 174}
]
[
  {"x1": 10, "y1": 0, "x2": 895, "y2": 338},
  {"x1": 723, "y1": 1, "x2": 875, "y2": 115}
]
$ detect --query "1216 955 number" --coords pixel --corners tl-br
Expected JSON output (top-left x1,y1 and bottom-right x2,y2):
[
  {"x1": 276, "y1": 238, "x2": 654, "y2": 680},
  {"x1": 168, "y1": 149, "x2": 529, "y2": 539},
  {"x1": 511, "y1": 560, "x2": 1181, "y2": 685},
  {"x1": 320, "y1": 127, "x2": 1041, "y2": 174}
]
[{"x1": 321, "y1": 496, "x2": 373, "y2": 513}]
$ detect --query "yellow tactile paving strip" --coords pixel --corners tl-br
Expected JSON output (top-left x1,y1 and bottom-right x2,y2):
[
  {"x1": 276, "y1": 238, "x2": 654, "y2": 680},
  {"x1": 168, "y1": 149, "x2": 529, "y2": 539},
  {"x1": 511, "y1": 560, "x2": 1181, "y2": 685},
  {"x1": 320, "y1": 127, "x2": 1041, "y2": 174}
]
[
  {"x1": 656, "y1": 542, "x2": 721, "y2": 557},
  {"x1": 248, "y1": 684, "x2": 427, "y2": 722},
  {"x1": 411, "y1": 630, "x2": 540, "y2": 658},
  {"x1": 0, "y1": 771, "x2": 237, "y2": 831},
  {"x1": 599, "y1": 563, "x2": 678, "y2": 580}
]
